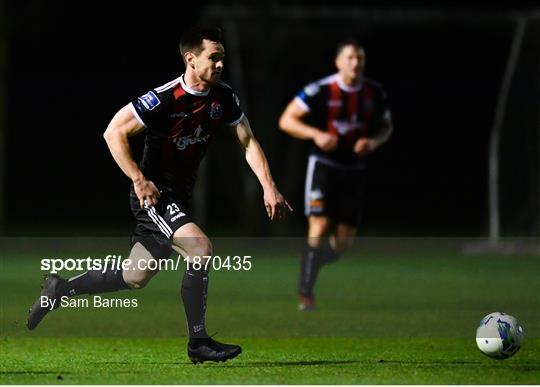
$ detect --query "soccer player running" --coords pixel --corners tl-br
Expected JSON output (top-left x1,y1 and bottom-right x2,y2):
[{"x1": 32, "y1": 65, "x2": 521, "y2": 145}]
[
  {"x1": 27, "y1": 27, "x2": 292, "y2": 363},
  {"x1": 279, "y1": 40, "x2": 393, "y2": 311}
]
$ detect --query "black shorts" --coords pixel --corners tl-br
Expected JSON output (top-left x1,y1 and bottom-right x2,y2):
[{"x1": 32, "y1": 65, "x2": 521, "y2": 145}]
[
  {"x1": 129, "y1": 186, "x2": 193, "y2": 260},
  {"x1": 304, "y1": 155, "x2": 366, "y2": 227}
]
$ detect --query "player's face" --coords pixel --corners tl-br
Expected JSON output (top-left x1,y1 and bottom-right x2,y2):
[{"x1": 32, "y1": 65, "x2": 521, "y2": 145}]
[
  {"x1": 193, "y1": 39, "x2": 225, "y2": 85},
  {"x1": 336, "y1": 45, "x2": 365, "y2": 83}
]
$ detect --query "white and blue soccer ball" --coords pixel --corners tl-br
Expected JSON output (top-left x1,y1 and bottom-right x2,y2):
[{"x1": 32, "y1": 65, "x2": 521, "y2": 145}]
[{"x1": 476, "y1": 312, "x2": 524, "y2": 359}]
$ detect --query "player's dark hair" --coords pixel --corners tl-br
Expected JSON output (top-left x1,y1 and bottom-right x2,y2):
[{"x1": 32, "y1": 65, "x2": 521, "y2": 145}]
[
  {"x1": 336, "y1": 39, "x2": 363, "y2": 56},
  {"x1": 179, "y1": 26, "x2": 223, "y2": 63}
]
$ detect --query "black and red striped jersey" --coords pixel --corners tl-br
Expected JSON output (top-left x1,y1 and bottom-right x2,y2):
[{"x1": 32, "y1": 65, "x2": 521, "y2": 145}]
[
  {"x1": 295, "y1": 73, "x2": 390, "y2": 167},
  {"x1": 130, "y1": 75, "x2": 244, "y2": 198}
]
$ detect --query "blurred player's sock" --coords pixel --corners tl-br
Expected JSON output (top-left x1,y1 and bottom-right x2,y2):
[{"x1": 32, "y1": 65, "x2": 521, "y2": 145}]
[
  {"x1": 319, "y1": 241, "x2": 340, "y2": 265},
  {"x1": 64, "y1": 269, "x2": 130, "y2": 296},
  {"x1": 298, "y1": 244, "x2": 321, "y2": 299},
  {"x1": 181, "y1": 267, "x2": 209, "y2": 340},
  {"x1": 298, "y1": 242, "x2": 341, "y2": 310}
]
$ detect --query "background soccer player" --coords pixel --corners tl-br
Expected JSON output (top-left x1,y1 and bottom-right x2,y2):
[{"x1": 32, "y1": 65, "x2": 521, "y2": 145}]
[
  {"x1": 27, "y1": 26, "x2": 292, "y2": 363},
  {"x1": 279, "y1": 40, "x2": 393, "y2": 311}
]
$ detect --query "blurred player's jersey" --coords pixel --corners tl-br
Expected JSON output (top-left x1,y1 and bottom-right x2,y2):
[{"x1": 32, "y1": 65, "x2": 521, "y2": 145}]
[
  {"x1": 295, "y1": 73, "x2": 390, "y2": 167},
  {"x1": 130, "y1": 75, "x2": 244, "y2": 200}
]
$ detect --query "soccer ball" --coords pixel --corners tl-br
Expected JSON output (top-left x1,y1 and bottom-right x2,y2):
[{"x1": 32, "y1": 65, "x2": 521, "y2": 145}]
[{"x1": 476, "y1": 312, "x2": 524, "y2": 359}]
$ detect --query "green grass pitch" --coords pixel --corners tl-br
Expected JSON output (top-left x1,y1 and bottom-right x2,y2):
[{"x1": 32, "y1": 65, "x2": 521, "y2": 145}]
[{"x1": 1, "y1": 239, "x2": 539, "y2": 384}]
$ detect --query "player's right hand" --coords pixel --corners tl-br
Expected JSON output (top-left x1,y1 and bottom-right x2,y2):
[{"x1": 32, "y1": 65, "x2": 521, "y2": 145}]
[
  {"x1": 134, "y1": 178, "x2": 161, "y2": 208},
  {"x1": 313, "y1": 131, "x2": 338, "y2": 152}
]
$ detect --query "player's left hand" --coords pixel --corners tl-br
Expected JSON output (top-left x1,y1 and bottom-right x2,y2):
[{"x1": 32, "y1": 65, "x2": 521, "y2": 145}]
[
  {"x1": 263, "y1": 188, "x2": 293, "y2": 220},
  {"x1": 353, "y1": 138, "x2": 376, "y2": 156}
]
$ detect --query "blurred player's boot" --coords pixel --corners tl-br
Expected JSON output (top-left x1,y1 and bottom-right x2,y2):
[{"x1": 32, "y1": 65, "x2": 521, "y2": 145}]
[
  {"x1": 187, "y1": 337, "x2": 242, "y2": 364},
  {"x1": 27, "y1": 274, "x2": 67, "y2": 330},
  {"x1": 298, "y1": 294, "x2": 315, "y2": 311}
]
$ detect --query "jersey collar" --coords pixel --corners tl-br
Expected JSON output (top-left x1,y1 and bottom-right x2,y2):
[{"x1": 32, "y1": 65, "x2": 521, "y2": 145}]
[
  {"x1": 180, "y1": 74, "x2": 210, "y2": 97},
  {"x1": 336, "y1": 74, "x2": 363, "y2": 93}
]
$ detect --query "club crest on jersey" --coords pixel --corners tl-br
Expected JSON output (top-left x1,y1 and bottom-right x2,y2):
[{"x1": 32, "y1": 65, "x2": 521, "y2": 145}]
[
  {"x1": 209, "y1": 102, "x2": 223, "y2": 120},
  {"x1": 138, "y1": 91, "x2": 160, "y2": 110}
]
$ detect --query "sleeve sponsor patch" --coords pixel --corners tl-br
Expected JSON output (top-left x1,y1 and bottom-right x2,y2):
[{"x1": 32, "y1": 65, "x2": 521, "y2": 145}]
[
  {"x1": 304, "y1": 83, "x2": 320, "y2": 97},
  {"x1": 138, "y1": 91, "x2": 161, "y2": 110}
]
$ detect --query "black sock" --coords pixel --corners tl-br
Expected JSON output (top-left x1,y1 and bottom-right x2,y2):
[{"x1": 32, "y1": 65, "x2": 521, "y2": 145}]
[
  {"x1": 298, "y1": 245, "x2": 322, "y2": 297},
  {"x1": 64, "y1": 269, "x2": 130, "y2": 297},
  {"x1": 319, "y1": 242, "x2": 340, "y2": 266},
  {"x1": 181, "y1": 267, "x2": 210, "y2": 342}
]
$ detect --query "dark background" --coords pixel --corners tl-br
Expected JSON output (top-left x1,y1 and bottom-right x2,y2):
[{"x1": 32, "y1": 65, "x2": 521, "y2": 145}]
[{"x1": 3, "y1": 1, "x2": 539, "y2": 237}]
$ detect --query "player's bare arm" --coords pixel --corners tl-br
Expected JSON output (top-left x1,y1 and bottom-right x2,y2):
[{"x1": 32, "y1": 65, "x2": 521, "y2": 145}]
[
  {"x1": 234, "y1": 115, "x2": 293, "y2": 220},
  {"x1": 103, "y1": 104, "x2": 161, "y2": 207},
  {"x1": 279, "y1": 100, "x2": 338, "y2": 152},
  {"x1": 353, "y1": 115, "x2": 394, "y2": 156}
]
